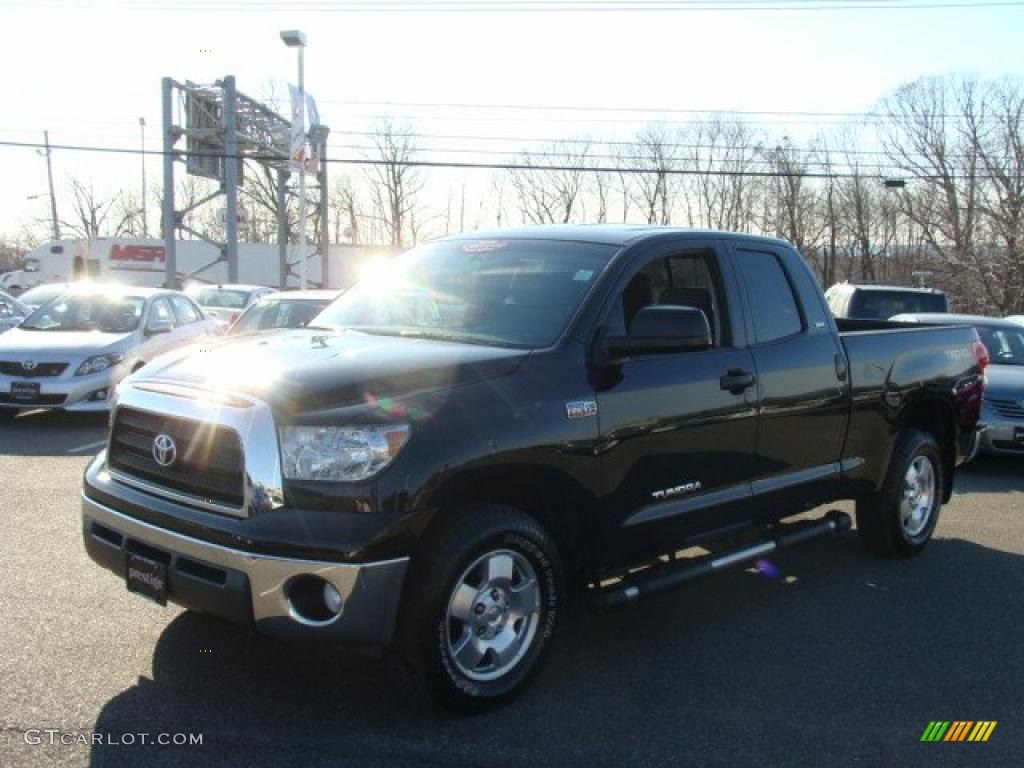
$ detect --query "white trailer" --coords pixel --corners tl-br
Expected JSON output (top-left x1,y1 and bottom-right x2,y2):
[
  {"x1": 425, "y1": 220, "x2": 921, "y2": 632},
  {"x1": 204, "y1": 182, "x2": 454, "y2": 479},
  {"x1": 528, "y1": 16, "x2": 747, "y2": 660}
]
[{"x1": 0, "y1": 238, "x2": 398, "y2": 295}]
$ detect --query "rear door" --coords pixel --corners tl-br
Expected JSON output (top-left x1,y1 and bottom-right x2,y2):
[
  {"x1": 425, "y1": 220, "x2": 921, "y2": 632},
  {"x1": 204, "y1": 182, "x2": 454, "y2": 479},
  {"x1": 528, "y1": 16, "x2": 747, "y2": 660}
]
[
  {"x1": 729, "y1": 243, "x2": 849, "y2": 516},
  {"x1": 594, "y1": 238, "x2": 760, "y2": 568}
]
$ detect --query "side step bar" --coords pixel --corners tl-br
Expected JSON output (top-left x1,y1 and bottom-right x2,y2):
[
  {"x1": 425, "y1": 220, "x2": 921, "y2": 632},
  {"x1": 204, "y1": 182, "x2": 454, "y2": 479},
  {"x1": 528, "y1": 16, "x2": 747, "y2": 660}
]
[{"x1": 588, "y1": 509, "x2": 852, "y2": 612}]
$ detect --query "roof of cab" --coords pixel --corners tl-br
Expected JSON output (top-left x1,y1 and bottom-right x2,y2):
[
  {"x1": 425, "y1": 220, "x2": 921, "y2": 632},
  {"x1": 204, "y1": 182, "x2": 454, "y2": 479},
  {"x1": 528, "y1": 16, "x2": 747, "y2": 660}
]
[{"x1": 442, "y1": 224, "x2": 793, "y2": 248}]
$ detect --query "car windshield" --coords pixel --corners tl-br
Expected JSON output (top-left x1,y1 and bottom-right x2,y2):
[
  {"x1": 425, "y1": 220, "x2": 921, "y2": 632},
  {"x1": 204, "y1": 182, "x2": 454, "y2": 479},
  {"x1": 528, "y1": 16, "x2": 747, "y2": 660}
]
[
  {"x1": 20, "y1": 294, "x2": 146, "y2": 333},
  {"x1": 978, "y1": 325, "x2": 1024, "y2": 366},
  {"x1": 230, "y1": 298, "x2": 332, "y2": 335},
  {"x1": 190, "y1": 288, "x2": 252, "y2": 309},
  {"x1": 18, "y1": 285, "x2": 68, "y2": 308},
  {"x1": 313, "y1": 239, "x2": 615, "y2": 348}
]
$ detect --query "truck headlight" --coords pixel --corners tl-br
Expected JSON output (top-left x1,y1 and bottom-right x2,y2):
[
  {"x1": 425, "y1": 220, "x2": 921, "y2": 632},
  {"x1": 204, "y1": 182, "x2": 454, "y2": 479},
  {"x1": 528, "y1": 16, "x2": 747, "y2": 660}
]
[
  {"x1": 75, "y1": 353, "x2": 125, "y2": 376},
  {"x1": 279, "y1": 424, "x2": 410, "y2": 482}
]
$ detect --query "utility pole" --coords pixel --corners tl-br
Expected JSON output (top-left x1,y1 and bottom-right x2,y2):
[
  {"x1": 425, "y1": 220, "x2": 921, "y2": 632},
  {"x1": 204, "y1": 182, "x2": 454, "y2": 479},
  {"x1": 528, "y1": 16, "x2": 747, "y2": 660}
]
[
  {"x1": 43, "y1": 130, "x2": 60, "y2": 240},
  {"x1": 139, "y1": 117, "x2": 148, "y2": 237}
]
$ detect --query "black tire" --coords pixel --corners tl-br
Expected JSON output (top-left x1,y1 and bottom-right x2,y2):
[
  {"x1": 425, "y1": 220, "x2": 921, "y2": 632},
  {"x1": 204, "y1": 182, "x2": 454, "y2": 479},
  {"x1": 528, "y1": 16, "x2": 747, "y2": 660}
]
[
  {"x1": 399, "y1": 504, "x2": 563, "y2": 714},
  {"x1": 856, "y1": 429, "x2": 944, "y2": 557}
]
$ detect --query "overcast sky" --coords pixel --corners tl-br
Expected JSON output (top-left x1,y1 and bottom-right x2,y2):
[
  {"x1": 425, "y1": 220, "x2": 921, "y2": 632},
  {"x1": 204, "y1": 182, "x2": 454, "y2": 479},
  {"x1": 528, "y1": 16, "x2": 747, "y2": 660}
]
[{"x1": 0, "y1": 0, "x2": 1022, "y2": 239}]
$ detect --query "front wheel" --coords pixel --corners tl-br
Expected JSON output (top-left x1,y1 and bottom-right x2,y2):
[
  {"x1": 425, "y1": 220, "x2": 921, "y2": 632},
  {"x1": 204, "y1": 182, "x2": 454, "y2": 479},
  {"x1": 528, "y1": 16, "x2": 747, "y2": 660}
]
[
  {"x1": 400, "y1": 505, "x2": 562, "y2": 714},
  {"x1": 856, "y1": 429, "x2": 945, "y2": 557}
]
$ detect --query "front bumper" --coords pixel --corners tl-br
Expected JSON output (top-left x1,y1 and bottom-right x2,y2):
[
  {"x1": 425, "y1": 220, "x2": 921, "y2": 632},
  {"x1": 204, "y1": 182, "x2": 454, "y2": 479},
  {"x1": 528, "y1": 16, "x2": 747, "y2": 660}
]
[
  {"x1": 0, "y1": 367, "x2": 119, "y2": 412},
  {"x1": 978, "y1": 417, "x2": 1024, "y2": 456},
  {"x1": 82, "y1": 492, "x2": 410, "y2": 645}
]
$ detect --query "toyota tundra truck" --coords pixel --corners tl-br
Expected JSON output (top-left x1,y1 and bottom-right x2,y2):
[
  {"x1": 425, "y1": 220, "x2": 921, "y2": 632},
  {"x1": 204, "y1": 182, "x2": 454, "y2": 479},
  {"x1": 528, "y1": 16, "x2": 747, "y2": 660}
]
[{"x1": 80, "y1": 226, "x2": 986, "y2": 712}]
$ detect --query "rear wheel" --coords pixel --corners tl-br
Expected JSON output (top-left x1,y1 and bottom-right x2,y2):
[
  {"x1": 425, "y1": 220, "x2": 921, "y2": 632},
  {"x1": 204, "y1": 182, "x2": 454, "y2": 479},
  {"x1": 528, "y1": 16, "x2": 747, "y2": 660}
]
[
  {"x1": 856, "y1": 429, "x2": 944, "y2": 557},
  {"x1": 400, "y1": 505, "x2": 562, "y2": 714}
]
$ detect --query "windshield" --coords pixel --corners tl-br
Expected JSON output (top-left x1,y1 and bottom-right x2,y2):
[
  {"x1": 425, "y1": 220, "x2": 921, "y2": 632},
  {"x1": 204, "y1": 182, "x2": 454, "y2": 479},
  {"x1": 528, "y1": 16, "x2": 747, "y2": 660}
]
[
  {"x1": 313, "y1": 239, "x2": 615, "y2": 348},
  {"x1": 20, "y1": 294, "x2": 146, "y2": 333},
  {"x1": 190, "y1": 288, "x2": 252, "y2": 309},
  {"x1": 230, "y1": 298, "x2": 331, "y2": 335},
  {"x1": 978, "y1": 325, "x2": 1024, "y2": 366},
  {"x1": 852, "y1": 290, "x2": 948, "y2": 320},
  {"x1": 18, "y1": 285, "x2": 67, "y2": 308}
]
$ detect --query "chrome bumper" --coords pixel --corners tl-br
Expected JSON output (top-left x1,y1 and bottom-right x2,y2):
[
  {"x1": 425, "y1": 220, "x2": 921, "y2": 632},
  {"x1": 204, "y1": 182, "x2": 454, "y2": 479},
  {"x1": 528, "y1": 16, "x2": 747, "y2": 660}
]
[{"x1": 82, "y1": 493, "x2": 409, "y2": 646}]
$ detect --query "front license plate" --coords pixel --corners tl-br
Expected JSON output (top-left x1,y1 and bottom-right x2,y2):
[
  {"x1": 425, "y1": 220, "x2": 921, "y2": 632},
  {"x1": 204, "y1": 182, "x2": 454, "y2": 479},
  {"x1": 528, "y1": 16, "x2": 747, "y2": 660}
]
[
  {"x1": 10, "y1": 382, "x2": 40, "y2": 402},
  {"x1": 126, "y1": 553, "x2": 167, "y2": 606}
]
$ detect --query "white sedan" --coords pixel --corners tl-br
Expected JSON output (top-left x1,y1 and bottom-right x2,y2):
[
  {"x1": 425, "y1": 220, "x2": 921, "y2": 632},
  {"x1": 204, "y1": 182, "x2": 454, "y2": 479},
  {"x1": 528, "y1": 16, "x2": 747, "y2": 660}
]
[{"x1": 0, "y1": 285, "x2": 219, "y2": 414}]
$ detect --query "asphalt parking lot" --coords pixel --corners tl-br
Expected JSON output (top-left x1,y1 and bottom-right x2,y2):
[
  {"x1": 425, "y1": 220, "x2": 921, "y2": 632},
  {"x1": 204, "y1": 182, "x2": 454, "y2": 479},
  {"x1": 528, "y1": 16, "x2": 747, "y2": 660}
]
[{"x1": 1, "y1": 410, "x2": 1021, "y2": 768}]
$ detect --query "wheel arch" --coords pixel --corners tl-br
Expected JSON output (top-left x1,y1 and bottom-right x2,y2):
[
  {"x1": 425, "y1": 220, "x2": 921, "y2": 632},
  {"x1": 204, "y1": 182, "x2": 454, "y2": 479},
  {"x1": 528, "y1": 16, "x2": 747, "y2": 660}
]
[{"x1": 898, "y1": 395, "x2": 957, "y2": 502}]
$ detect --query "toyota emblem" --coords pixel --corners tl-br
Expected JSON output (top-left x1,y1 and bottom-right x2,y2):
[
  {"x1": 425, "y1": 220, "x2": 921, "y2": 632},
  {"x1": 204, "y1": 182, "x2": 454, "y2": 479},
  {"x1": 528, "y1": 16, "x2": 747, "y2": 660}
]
[
  {"x1": 152, "y1": 434, "x2": 177, "y2": 467},
  {"x1": 21, "y1": 360, "x2": 37, "y2": 371}
]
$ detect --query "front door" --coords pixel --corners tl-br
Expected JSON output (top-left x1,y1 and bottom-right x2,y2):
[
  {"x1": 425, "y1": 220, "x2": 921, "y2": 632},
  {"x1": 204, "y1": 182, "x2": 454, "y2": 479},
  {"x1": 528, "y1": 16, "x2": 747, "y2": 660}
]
[{"x1": 593, "y1": 240, "x2": 760, "y2": 569}]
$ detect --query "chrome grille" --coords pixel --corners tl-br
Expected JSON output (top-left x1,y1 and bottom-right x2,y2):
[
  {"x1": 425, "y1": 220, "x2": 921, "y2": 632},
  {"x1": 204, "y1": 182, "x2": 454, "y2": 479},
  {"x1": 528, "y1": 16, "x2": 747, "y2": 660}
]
[
  {"x1": 0, "y1": 361, "x2": 68, "y2": 377},
  {"x1": 987, "y1": 397, "x2": 1024, "y2": 421},
  {"x1": 109, "y1": 406, "x2": 245, "y2": 510}
]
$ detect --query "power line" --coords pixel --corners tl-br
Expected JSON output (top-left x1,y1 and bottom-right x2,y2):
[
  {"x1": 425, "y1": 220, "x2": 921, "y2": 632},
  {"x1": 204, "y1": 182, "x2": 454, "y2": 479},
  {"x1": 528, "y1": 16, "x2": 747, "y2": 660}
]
[
  {"x1": 12, "y1": 0, "x2": 1017, "y2": 11},
  {"x1": 0, "y1": 137, "x2": 997, "y2": 181}
]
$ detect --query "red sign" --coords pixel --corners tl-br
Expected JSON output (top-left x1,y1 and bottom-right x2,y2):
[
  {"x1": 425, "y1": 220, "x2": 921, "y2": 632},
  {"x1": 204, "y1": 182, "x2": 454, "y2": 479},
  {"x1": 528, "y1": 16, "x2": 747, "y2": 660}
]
[{"x1": 110, "y1": 244, "x2": 166, "y2": 263}]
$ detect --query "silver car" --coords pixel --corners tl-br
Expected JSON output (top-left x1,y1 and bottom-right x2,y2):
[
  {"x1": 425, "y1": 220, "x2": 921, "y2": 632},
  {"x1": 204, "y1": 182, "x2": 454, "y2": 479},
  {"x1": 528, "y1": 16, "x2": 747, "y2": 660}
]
[
  {"x1": 892, "y1": 313, "x2": 1024, "y2": 456},
  {"x1": 0, "y1": 290, "x2": 30, "y2": 333},
  {"x1": 186, "y1": 283, "x2": 276, "y2": 326},
  {"x1": 0, "y1": 285, "x2": 219, "y2": 414}
]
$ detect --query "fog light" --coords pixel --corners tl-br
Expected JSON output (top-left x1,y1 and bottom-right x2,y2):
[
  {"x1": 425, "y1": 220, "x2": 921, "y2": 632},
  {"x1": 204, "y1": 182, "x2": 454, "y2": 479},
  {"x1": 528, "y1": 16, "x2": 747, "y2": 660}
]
[
  {"x1": 89, "y1": 388, "x2": 108, "y2": 402},
  {"x1": 323, "y1": 582, "x2": 343, "y2": 615}
]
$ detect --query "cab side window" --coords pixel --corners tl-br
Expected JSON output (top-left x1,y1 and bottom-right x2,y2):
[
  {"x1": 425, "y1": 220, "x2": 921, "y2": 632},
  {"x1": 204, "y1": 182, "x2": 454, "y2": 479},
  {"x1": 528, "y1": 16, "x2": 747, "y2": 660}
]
[
  {"x1": 609, "y1": 250, "x2": 725, "y2": 346},
  {"x1": 149, "y1": 298, "x2": 174, "y2": 326},
  {"x1": 734, "y1": 249, "x2": 803, "y2": 343}
]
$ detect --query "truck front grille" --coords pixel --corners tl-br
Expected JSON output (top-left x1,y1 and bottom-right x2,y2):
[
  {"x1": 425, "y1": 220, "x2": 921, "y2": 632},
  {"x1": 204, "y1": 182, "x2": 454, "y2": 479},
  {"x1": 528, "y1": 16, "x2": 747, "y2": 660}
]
[
  {"x1": 109, "y1": 406, "x2": 245, "y2": 510},
  {"x1": 987, "y1": 397, "x2": 1024, "y2": 421},
  {"x1": 0, "y1": 361, "x2": 68, "y2": 377}
]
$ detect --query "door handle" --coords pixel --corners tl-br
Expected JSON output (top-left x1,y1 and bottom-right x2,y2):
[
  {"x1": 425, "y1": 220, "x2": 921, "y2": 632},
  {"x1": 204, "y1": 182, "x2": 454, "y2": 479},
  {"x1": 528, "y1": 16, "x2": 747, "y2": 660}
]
[{"x1": 720, "y1": 369, "x2": 756, "y2": 394}]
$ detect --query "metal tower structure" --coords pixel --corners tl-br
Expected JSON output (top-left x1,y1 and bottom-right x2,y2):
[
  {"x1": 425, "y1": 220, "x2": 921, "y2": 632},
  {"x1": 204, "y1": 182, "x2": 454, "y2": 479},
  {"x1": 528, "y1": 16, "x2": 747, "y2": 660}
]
[{"x1": 160, "y1": 75, "x2": 329, "y2": 289}]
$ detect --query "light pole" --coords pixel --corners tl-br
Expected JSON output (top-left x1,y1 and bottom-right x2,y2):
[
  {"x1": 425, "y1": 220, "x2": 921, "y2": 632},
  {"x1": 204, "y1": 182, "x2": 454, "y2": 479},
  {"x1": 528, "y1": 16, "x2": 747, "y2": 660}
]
[
  {"x1": 280, "y1": 29, "x2": 308, "y2": 289},
  {"x1": 42, "y1": 130, "x2": 60, "y2": 240},
  {"x1": 139, "y1": 117, "x2": 148, "y2": 237}
]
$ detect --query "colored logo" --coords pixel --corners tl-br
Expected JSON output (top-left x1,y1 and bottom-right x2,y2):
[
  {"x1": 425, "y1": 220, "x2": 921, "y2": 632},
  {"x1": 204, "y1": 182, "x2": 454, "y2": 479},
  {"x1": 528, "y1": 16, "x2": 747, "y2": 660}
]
[{"x1": 920, "y1": 721, "x2": 997, "y2": 742}]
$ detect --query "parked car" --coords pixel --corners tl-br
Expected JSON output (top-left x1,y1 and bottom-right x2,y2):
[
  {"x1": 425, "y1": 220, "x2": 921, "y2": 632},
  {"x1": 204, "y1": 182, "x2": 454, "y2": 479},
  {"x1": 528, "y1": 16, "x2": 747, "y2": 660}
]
[
  {"x1": 825, "y1": 282, "x2": 948, "y2": 320},
  {"x1": 186, "y1": 283, "x2": 276, "y2": 325},
  {"x1": 228, "y1": 290, "x2": 339, "y2": 336},
  {"x1": 17, "y1": 282, "x2": 76, "y2": 309},
  {"x1": 0, "y1": 285, "x2": 219, "y2": 414},
  {"x1": 892, "y1": 312, "x2": 1024, "y2": 456},
  {"x1": 82, "y1": 226, "x2": 984, "y2": 712},
  {"x1": 0, "y1": 290, "x2": 30, "y2": 333}
]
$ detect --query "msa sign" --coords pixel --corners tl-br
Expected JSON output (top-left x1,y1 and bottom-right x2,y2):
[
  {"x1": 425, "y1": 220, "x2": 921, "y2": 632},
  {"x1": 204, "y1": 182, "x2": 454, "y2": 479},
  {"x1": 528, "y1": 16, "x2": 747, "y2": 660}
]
[{"x1": 109, "y1": 244, "x2": 166, "y2": 271}]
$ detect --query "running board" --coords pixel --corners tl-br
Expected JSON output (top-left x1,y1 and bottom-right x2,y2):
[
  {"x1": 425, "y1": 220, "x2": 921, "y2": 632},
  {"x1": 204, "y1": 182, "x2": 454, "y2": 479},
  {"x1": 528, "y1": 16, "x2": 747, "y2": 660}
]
[{"x1": 588, "y1": 509, "x2": 852, "y2": 612}]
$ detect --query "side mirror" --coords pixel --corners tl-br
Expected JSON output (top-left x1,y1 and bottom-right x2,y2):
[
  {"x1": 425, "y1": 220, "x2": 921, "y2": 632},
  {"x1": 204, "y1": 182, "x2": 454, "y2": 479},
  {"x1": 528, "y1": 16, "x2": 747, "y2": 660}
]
[
  {"x1": 601, "y1": 305, "x2": 711, "y2": 360},
  {"x1": 146, "y1": 317, "x2": 173, "y2": 336}
]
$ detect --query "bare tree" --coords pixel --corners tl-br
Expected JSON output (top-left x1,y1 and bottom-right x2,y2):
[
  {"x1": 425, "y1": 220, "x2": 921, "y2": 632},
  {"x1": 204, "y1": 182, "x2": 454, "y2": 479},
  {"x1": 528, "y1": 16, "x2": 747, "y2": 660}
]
[
  {"x1": 630, "y1": 124, "x2": 679, "y2": 225},
  {"x1": 364, "y1": 118, "x2": 425, "y2": 247},
  {"x1": 59, "y1": 178, "x2": 140, "y2": 239},
  {"x1": 974, "y1": 77, "x2": 1024, "y2": 313},
  {"x1": 877, "y1": 75, "x2": 984, "y2": 296},
  {"x1": 509, "y1": 139, "x2": 591, "y2": 224},
  {"x1": 685, "y1": 117, "x2": 764, "y2": 232}
]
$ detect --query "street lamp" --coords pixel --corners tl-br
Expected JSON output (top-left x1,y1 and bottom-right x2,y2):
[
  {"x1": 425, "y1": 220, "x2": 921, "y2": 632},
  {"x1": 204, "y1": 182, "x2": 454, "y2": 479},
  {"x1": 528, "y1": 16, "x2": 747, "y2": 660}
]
[
  {"x1": 139, "y1": 117, "x2": 148, "y2": 237},
  {"x1": 280, "y1": 28, "x2": 308, "y2": 289}
]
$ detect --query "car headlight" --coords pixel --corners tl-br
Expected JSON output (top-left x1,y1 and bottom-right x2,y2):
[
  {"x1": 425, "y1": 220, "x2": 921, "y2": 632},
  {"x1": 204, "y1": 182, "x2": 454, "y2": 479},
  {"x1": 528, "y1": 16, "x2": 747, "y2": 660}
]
[
  {"x1": 279, "y1": 424, "x2": 410, "y2": 482},
  {"x1": 75, "y1": 353, "x2": 125, "y2": 376}
]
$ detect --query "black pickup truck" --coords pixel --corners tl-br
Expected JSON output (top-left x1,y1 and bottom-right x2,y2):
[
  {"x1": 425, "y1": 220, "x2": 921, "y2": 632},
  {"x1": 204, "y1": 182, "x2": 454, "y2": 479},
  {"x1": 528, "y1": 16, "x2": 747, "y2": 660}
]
[{"x1": 81, "y1": 226, "x2": 986, "y2": 712}]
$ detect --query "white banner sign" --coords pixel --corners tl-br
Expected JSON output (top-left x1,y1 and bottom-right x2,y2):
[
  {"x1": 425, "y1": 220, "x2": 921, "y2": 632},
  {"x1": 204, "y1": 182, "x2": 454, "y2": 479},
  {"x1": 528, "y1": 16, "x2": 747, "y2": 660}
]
[{"x1": 288, "y1": 84, "x2": 306, "y2": 171}]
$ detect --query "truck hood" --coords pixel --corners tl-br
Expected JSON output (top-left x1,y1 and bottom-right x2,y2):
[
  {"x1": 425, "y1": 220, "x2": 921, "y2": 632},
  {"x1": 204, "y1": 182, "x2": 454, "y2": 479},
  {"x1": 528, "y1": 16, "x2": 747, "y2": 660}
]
[
  {"x1": 984, "y1": 364, "x2": 1024, "y2": 397},
  {"x1": 0, "y1": 327, "x2": 129, "y2": 358},
  {"x1": 134, "y1": 328, "x2": 531, "y2": 415}
]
